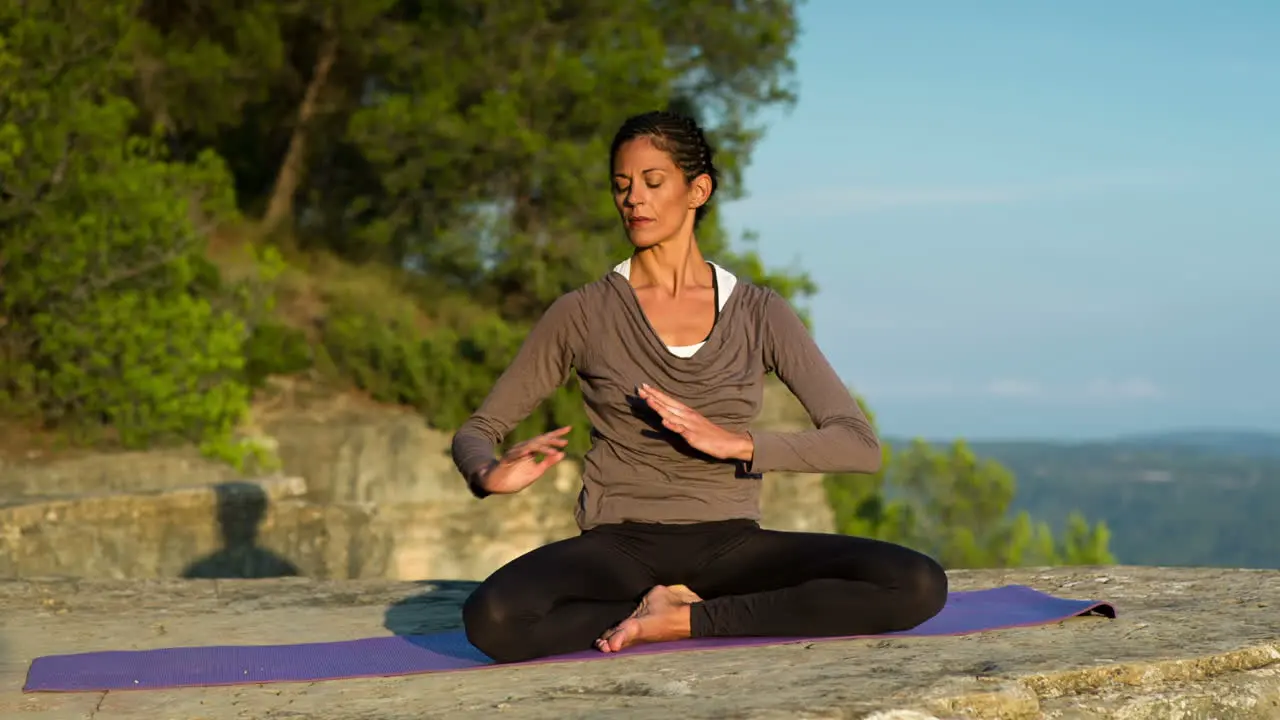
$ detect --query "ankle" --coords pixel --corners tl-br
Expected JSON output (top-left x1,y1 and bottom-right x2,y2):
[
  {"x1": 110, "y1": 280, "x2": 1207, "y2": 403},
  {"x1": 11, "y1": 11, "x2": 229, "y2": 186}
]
[{"x1": 669, "y1": 603, "x2": 693, "y2": 634}]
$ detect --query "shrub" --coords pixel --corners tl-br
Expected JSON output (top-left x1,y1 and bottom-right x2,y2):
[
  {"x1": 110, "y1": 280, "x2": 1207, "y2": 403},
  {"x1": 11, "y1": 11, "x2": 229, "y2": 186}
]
[
  {"x1": 319, "y1": 290, "x2": 593, "y2": 456},
  {"x1": 0, "y1": 12, "x2": 252, "y2": 455}
]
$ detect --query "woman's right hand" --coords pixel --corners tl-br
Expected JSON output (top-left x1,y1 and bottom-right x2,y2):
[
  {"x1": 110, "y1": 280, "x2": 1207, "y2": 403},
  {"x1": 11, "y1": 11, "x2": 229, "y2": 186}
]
[{"x1": 476, "y1": 425, "x2": 573, "y2": 495}]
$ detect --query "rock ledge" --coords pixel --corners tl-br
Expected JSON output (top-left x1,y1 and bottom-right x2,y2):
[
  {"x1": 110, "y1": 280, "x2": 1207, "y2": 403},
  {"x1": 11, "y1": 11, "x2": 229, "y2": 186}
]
[{"x1": 2, "y1": 565, "x2": 1277, "y2": 719}]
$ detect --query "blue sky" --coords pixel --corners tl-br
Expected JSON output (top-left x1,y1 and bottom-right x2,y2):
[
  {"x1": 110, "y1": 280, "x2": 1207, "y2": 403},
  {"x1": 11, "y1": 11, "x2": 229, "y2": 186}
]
[{"x1": 720, "y1": 0, "x2": 1280, "y2": 441}]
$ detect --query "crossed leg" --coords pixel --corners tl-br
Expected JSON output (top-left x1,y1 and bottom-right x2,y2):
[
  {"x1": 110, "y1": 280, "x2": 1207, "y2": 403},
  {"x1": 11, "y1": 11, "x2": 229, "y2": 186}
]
[
  {"x1": 598, "y1": 528, "x2": 948, "y2": 651},
  {"x1": 461, "y1": 529, "x2": 654, "y2": 663},
  {"x1": 690, "y1": 528, "x2": 949, "y2": 637}
]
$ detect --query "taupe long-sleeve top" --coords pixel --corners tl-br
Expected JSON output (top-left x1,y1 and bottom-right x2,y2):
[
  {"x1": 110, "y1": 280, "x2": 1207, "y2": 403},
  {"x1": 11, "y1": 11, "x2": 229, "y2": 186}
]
[{"x1": 451, "y1": 260, "x2": 881, "y2": 531}]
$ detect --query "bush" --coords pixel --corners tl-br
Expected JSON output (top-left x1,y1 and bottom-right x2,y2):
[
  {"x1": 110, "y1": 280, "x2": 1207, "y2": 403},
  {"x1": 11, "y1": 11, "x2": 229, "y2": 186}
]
[
  {"x1": 319, "y1": 289, "x2": 593, "y2": 456},
  {"x1": 242, "y1": 320, "x2": 314, "y2": 388},
  {"x1": 0, "y1": 11, "x2": 252, "y2": 455},
  {"x1": 824, "y1": 437, "x2": 1116, "y2": 569},
  {"x1": 25, "y1": 290, "x2": 249, "y2": 447}
]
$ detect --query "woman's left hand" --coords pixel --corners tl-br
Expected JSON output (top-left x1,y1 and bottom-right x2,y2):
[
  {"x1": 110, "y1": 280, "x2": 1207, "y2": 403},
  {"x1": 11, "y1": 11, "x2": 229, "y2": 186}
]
[{"x1": 638, "y1": 383, "x2": 754, "y2": 462}]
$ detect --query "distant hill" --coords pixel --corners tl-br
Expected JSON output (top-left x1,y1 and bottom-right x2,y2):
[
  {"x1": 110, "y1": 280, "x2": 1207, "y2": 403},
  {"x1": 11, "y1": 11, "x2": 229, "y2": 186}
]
[
  {"x1": 1111, "y1": 429, "x2": 1280, "y2": 459},
  {"x1": 883, "y1": 431, "x2": 1280, "y2": 570}
]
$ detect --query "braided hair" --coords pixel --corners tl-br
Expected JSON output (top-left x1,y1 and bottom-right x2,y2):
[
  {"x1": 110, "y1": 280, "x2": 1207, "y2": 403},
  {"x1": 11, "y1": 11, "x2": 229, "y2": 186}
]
[{"x1": 609, "y1": 110, "x2": 719, "y2": 226}]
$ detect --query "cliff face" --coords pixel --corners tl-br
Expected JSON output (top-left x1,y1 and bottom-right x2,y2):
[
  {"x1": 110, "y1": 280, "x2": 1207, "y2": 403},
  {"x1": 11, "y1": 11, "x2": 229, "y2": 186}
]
[{"x1": 0, "y1": 380, "x2": 834, "y2": 581}]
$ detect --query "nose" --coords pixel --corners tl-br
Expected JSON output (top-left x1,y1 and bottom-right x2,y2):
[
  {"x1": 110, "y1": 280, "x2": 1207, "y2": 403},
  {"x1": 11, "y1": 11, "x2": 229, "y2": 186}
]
[{"x1": 624, "y1": 183, "x2": 648, "y2": 207}]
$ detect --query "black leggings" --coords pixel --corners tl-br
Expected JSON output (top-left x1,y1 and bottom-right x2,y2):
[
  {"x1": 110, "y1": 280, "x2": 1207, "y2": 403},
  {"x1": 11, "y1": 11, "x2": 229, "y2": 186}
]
[{"x1": 462, "y1": 519, "x2": 949, "y2": 663}]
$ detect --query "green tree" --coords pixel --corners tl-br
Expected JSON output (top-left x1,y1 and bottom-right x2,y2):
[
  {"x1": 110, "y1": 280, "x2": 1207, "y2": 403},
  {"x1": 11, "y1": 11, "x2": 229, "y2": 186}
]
[
  {"x1": 339, "y1": 0, "x2": 810, "y2": 318},
  {"x1": 128, "y1": 0, "x2": 399, "y2": 230},
  {"x1": 1056, "y1": 511, "x2": 1114, "y2": 565},
  {"x1": 123, "y1": 1, "x2": 810, "y2": 305},
  {"x1": 0, "y1": 0, "x2": 261, "y2": 461},
  {"x1": 825, "y1": 407, "x2": 1115, "y2": 569}
]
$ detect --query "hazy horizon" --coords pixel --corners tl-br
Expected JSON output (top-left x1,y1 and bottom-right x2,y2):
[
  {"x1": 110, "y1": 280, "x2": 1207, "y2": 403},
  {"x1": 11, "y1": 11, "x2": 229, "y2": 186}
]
[{"x1": 884, "y1": 427, "x2": 1280, "y2": 444}]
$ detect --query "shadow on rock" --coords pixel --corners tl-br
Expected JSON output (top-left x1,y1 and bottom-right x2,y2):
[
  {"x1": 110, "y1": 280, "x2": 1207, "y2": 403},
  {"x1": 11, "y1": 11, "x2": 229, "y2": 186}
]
[
  {"x1": 383, "y1": 580, "x2": 490, "y2": 663},
  {"x1": 383, "y1": 580, "x2": 481, "y2": 636},
  {"x1": 181, "y1": 481, "x2": 300, "y2": 579}
]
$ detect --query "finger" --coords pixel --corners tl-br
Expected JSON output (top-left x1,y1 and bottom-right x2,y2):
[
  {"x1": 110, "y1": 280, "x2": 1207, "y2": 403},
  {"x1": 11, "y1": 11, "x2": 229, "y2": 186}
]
[
  {"x1": 642, "y1": 385, "x2": 696, "y2": 417},
  {"x1": 642, "y1": 390, "x2": 681, "y2": 416},
  {"x1": 640, "y1": 383, "x2": 683, "y2": 408},
  {"x1": 508, "y1": 434, "x2": 569, "y2": 459},
  {"x1": 533, "y1": 450, "x2": 565, "y2": 472},
  {"x1": 662, "y1": 417, "x2": 687, "y2": 434},
  {"x1": 650, "y1": 398, "x2": 694, "y2": 427},
  {"x1": 504, "y1": 453, "x2": 537, "y2": 468},
  {"x1": 506, "y1": 449, "x2": 555, "y2": 471},
  {"x1": 512, "y1": 435, "x2": 569, "y2": 456},
  {"x1": 501, "y1": 448, "x2": 539, "y2": 467},
  {"x1": 645, "y1": 396, "x2": 676, "y2": 420},
  {"x1": 543, "y1": 425, "x2": 573, "y2": 438}
]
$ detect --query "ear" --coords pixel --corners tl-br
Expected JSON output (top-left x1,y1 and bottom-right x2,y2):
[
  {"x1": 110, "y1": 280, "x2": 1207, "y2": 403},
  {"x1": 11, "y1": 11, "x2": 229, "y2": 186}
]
[{"x1": 688, "y1": 173, "x2": 713, "y2": 210}]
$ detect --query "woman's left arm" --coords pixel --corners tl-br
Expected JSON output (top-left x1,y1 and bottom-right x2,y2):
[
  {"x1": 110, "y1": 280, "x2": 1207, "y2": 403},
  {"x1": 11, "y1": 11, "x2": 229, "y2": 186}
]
[{"x1": 741, "y1": 290, "x2": 883, "y2": 475}]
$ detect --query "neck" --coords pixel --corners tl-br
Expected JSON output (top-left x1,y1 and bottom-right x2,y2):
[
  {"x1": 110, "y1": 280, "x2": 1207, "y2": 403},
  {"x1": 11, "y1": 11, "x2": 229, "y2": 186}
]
[{"x1": 630, "y1": 229, "x2": 709, "y2": 297}]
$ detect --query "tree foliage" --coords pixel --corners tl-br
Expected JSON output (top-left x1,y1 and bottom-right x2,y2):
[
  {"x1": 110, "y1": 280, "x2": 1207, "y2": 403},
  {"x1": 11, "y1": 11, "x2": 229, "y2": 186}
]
[
  {"x1": 119, "y1": 0, "x2": 810, "y2": 318},
  {"x1": 825, "y1": 404, "x2": 1114, "y2": 569},
  {"x1": 0, "y1": 0, "x2": 259, "y2": 460}
]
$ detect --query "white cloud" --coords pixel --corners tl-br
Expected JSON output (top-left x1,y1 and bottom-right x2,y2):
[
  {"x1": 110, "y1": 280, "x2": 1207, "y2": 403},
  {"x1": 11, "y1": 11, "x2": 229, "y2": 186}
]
[
  {"x1": 805, "y1": 186, "x2": 1023, "y2": 211},
  {"x1": 860, "y1": 380, "x2": 961, "y2": 399},
  {"x1": 732, "y1": 172, "x2": 1193, "y2": 218},
  {"x1": 863, "y1": 377, "x2": 1164, "y2": 404},
  {"x1": 1083, "y1": 377, "x2": 1164, "y2": 401},
  {"x1": 983, "y1": 378, "x2": 1045, "y2": 398}
]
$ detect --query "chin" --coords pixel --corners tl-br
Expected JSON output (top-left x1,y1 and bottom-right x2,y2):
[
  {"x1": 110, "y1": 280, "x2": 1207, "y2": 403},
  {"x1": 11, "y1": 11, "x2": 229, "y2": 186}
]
[{"x1": 623, "y1": 226, "x2": 668, "y2": 249}]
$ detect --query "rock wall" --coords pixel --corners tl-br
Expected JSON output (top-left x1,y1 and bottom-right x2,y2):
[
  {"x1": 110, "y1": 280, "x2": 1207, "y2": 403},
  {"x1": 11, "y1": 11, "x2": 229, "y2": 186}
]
[{"x1": 0, "y1": 380, "x2": 835, "y2": 581}]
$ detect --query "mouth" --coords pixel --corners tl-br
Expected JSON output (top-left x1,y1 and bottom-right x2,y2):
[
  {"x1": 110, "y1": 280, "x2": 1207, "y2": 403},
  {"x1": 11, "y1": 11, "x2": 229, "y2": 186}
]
[{"x1": 627, "y1": 216, "x2": 654, "y2": 228}]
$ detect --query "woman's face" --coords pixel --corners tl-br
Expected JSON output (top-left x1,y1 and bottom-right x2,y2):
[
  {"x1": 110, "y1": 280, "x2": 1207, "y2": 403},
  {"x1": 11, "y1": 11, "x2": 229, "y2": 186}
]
[{"x1": 611, "y1": 137, "x2": 707, "y2": 248}]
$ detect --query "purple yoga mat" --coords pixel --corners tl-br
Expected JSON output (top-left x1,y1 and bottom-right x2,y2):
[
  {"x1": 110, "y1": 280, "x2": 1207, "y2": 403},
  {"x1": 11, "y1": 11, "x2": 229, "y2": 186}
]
[{"x1": 24, "y1": 585, "x2": 1114, "y2": 693}]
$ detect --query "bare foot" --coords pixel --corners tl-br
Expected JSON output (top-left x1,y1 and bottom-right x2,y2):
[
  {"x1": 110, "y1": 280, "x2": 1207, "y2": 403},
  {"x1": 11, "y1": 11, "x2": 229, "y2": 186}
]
[
  {"x1": 666, "y1": 584, "x2": 703, "y2": 604},
  {"x1": 596, "y1": 585, "x2": 700, "y2": 653},
  {"x1": 619, "y1": 583, "x2": 702, "y2": 622}
]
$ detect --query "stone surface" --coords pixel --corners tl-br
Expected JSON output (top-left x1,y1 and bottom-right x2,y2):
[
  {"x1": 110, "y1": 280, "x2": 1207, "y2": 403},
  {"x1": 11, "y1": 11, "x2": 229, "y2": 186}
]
[
  {"x1": 2, "y1": 566, "x2": 1278, "y2": 719},
  {"x1": 0, "y1": 446, "x2": 245, "y2": 504}
]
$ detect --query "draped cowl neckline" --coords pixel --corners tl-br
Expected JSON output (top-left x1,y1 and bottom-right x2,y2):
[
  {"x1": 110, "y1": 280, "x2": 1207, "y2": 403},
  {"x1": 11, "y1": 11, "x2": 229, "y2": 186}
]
[{"x1": 599, "y1": 267, "x2": 751, "y2": 393}]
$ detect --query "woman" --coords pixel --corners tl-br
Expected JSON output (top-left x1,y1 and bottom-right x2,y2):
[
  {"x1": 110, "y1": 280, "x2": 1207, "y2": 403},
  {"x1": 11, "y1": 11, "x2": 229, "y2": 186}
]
[{"x1": 451, "y1": 110, "x2": 948, "y2": 664}]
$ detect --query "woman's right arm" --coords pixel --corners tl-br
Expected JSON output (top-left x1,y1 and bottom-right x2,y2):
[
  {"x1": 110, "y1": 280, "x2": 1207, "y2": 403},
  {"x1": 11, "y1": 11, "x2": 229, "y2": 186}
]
[{"x1": 450, "y1": 291, "x2": 588, "y2": 497}]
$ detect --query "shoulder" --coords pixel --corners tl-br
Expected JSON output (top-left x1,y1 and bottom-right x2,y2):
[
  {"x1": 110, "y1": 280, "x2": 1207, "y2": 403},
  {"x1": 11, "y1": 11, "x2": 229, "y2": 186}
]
[
  {"x1": 538, "y1": 288, "x2": 583, "y2": 325},
  {"x1": 547, "y1": 271, "x2": 617, "y2": 308},
  {"x1": 548, "y1": 275, "x2": 617, "y2": 318},
  {"x1": 535, "y1": 274, "x2": 622, "y2": 333},
  {"x1": 725, "y1": 276, "x2": 791, "y2": 319},
  {"x1": 577, "y1": 271, "x2": 626, "y2": 304},
  {"x1": 727, "y1": 279, "x2": 810, "y2": 355},
  {"x1": 531, "y1": 286, "x2": 589, "y2": 341}
]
